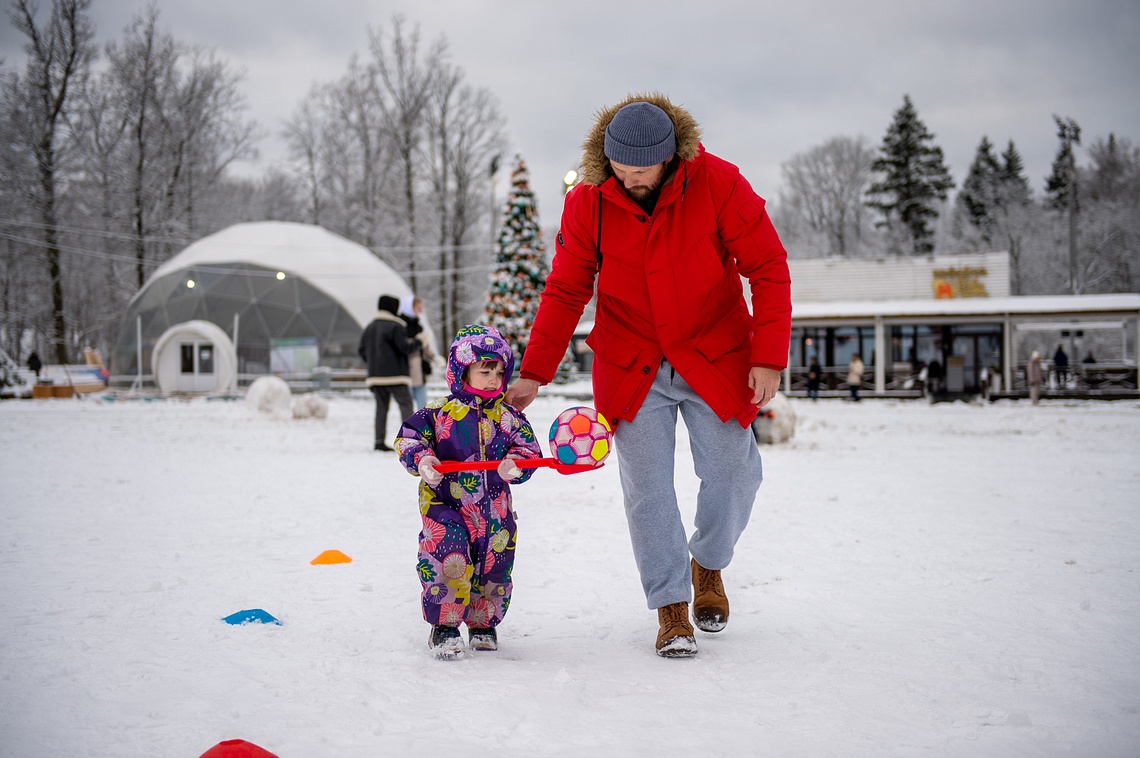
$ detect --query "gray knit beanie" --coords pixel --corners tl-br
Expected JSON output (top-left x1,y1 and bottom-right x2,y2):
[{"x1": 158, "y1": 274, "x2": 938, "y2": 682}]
[{"x1": 604, "y1": 102, "x2": 676, "y2": 167}]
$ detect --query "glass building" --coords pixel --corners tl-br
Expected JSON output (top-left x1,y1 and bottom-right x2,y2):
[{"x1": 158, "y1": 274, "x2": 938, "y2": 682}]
[{"x1": 111, "y1": 222, "x2": 413, "y2": 388}]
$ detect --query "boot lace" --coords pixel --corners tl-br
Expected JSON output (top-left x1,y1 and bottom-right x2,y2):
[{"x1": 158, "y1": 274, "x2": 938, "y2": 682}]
[
  {"x1": 695, "y1": 564, "x2": 726, "y2": 599},
  {"x1": 660, "y1": 602, "x2": 689, "y2": 626}
]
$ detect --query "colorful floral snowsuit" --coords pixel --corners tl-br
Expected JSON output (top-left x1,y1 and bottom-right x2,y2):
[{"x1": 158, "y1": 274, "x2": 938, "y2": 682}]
[{"x1": 396, "y1": 325, "x2": 542, "y2": 629}]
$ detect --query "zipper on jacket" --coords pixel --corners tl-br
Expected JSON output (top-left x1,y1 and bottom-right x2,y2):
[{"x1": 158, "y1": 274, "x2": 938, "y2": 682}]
[
  {"x1": 474, "y1": 398, "x2": 490, "y2": 578},
  {"x1": 595, "y1": 192, "x2": 603, "y2": 271}
]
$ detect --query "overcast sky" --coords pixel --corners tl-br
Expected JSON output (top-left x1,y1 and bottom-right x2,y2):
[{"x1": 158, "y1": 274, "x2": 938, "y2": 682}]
[{"x1": 4, "y1": 0, "x2": 1139, "y2": 227}]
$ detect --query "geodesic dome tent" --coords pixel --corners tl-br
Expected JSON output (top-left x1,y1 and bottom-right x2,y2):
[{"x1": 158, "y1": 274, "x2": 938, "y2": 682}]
[{"x1": 111, "y1": 222, "x2": 412, "y2": 388}]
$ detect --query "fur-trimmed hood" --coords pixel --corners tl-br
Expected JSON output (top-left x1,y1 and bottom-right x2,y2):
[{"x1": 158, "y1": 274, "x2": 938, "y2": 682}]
[{"x1": 579, "y1": 93, "x2": 702, "y2": 186}]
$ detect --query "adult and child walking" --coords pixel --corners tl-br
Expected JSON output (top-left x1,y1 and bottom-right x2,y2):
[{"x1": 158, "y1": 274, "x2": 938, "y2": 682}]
[{"x1": 369, "y1": 94, "x2": 792, "y2": 660}]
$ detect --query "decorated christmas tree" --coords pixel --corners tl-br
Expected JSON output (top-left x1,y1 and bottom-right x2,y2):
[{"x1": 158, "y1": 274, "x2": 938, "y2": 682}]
[{"x1": 484, "y1": 156, "x2": 576, "y2": 377}]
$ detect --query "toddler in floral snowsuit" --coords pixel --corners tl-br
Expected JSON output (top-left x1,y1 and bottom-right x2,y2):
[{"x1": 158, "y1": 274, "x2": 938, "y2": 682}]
[{"x1": 395, "y1": 325, "x2": 541, "y2": 659}]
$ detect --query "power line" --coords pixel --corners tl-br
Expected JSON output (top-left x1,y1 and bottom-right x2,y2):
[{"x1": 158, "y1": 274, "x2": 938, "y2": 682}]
[
  {"x1": 0, "y1": 217, "x2": 496, "y2": 255},
  {"x1": 0, "y1": 229, "x2": 500, "y2": 279}
]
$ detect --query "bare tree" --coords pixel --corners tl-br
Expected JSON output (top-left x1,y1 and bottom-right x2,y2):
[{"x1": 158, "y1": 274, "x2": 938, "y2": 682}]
[
  {"x1": 369, "y1": 15, "x2": 442, "y2": 293},
  {"x1": 330, "y1": 55, "x2": 392, "y2": 249},
  {"x1": 282, "y1": 66, "x2": 400, "y2": 263},
  {"x1": 282, "y1": 87, "x2": 326, "y2": 224},
  {"x1": 100, "y1": 5, "x2": 173, "y2": 289},
  {"x1": 423, "y1": 61, "x2": 506, "y2": 344},
  {"x1": 280, "y1": 15, "x2": 508, "y2": 348},
  {"x1": 0, "y1": 66, "x2": 42, "y2": 360},
  {"x1": 426, "y1": 60, "x2": 461, "y2": 340},
  {"x1": 7, "y1": 0, "x2": 95, "y2": 363},
  {"x1": 93, "y1": 6, "x2": 258, "y2": 287},
  {"x1": 1077, "y1": 135, "x2": 1140, "y2": 293},
  {"x1": 153, "y1": 45, "x2": 259, "y2": 240},
  {"x1": 777, "y1": 135, "x2": 875, "y2": 257}
]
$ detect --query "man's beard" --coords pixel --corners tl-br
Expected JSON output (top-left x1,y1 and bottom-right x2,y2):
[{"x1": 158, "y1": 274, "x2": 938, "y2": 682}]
[{"x1": 625, "y1": 178, "x2": 663, "y2": 201}]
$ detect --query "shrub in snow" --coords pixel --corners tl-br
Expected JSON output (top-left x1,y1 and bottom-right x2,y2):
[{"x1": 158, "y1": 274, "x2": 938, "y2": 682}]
[
  {"x1": 751, "y1": 392, "x2": 796, "y2": 444},
  {"x1": 246, "y1": 376, "x2": 292, "y2": 415},
  {"x1": 292, "y1": 393, "x2": 329, "y2": 420}
]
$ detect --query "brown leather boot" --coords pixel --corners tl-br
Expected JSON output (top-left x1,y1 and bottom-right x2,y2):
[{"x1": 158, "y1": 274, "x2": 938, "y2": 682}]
[
  {"x1": 655, "y1": 601, "x2": 698, "y2": 658},
  {"x1": 691, "y1": 558, "x2": 729, "y2": 632}
]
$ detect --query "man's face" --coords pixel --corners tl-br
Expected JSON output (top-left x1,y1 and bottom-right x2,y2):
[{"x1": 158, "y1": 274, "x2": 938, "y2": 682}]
[{"x1": 610, "y1": 160, "x2": 669, "y2": 201}]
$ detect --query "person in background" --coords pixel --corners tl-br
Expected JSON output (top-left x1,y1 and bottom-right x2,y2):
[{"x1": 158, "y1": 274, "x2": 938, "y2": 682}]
[
  {"x1": 1027, "y1": 350, "x2": 1044, "y2": 405},
  {"x1": 926, "y1": 358, "x2": 944, "y2": 396},
  {"x1": 395, "y1": 325, "x2": 542, "y2": 660},
  {"x1": 358, "y1": 295, "x2": 416, "y2": 452},
  {"x1": 398, "y1": 296, "x2": 437, "y2": 410},
  {"x1": 807, "y1": 355, "x2": 822, "y2": 401},
  {"x1": 846, "y1": 353, "x2": 864, "y2": 402},
  {"x1": 503, "y1": 94, "x2": 792, "y2": 658},
  {"x1": 1053, "y1": 344, "x2": 1069, "y2": 388},
  {"x1": 26, "y1": 351, "x2": 41, "y2": 377}
]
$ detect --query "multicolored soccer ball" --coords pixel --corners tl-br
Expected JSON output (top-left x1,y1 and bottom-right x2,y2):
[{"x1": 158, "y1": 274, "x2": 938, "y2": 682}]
[{"x1": 548, "y1": 406, "x2": 613, "y2": 467}]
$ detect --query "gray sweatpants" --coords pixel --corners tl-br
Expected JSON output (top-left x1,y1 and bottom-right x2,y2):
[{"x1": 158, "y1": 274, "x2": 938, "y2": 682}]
[{"x1": 614, "y1": 361, "x2": 763, "y2": 610}]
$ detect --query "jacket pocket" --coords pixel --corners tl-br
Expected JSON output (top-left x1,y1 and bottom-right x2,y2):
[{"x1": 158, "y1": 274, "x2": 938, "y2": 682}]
[
  {"x1": 586, "y1": 325, "x2": 640, "y2": 368},
  {"x1": 695, "y1": 313, "x2": 751, "y2": 361}
]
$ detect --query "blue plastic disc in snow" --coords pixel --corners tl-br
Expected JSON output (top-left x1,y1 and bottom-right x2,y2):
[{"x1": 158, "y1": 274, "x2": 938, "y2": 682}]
[{"x1": 222, "y1": 608, "x2": 281, "y2": 626}]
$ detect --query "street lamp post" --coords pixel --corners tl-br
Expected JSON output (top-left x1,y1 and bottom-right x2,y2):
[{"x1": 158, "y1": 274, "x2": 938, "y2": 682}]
[{"x1": 1054, "y1": 116, "x2": 1081, "y2": 295}]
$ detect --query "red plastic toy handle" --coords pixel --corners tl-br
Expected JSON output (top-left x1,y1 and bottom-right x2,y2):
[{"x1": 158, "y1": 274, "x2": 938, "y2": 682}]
[{"x1": 433, "y1": 457, "x2": 601, "y2": 475}]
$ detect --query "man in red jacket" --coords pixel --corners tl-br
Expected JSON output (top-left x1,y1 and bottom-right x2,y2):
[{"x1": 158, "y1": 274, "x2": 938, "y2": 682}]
[{"x1": 505, "y1": 94, "x2": 792, "y2": 658}]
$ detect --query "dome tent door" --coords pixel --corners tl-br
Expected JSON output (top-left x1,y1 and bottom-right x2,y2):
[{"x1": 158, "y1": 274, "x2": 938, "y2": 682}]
[
  {"x1": 153, "y1": 320, "x2": 236, "y2": 395},
  {"x1": 178, "y1": 341, "x2": 216, "y2": 392}
]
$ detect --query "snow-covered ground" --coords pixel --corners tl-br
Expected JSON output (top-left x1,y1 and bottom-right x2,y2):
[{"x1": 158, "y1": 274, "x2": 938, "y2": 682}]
[{"x1": 1, "y1": 392, "x2": 1138, "y2": 757}]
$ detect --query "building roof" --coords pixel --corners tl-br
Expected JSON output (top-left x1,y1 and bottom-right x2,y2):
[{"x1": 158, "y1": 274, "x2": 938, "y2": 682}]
[{"x1": 150, "y1": 221, "x2": 410, "y2": 329}]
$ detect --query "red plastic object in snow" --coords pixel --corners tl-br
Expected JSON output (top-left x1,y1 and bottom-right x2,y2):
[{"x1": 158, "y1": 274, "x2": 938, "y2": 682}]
[
  {"x1": 433, "y1": 457, "x2": 602, "y2": 476},
  {"x1": 199, "y1": 740, "x2": 279, "y2": 758}
]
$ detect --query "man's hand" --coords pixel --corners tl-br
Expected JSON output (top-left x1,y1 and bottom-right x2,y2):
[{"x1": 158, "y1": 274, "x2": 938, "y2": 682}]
[
  {"x1": 503, "y1": 378, "x2": 540, "y2": 410},
  {"x1": 749, "y1": 367, "x2": 782, "y2": 409}
]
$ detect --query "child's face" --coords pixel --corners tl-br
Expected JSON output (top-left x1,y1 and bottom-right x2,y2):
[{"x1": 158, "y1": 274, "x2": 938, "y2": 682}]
[{"x1": 465, "y1": 360, "x2": 505, "y2": 391}]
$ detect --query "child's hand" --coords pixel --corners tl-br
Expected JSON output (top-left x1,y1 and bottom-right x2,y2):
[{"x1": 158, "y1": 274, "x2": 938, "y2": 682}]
[
  {"x1": 418, "y1": 456, "x2": 443, "y2": 486},
  {"x1": 497, "y1": 455, "x2": 522, "y2": 481}
]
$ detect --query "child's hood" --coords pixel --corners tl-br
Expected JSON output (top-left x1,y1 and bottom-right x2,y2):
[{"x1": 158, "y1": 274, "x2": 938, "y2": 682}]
[{"x1": 446, "y1": 325, "x2": 515, "y2": 397}]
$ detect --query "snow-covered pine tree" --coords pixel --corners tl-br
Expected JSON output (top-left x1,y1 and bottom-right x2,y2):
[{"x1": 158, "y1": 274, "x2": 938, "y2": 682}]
[
  {"x1": 956, "y1": 136, "x2": 1003, "y2": 242},
  {"x1": 867, "y1": 95, "x2": 955, "y2": 255},
  {"x1": 998, "y1": 141, "x2": 1032, "y2": 206},
  {"x1": 483, "y1": 156, "x2": 576, "y2": 378}
]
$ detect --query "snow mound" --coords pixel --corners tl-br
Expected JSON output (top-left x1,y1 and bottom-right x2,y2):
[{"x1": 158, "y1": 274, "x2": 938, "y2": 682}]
[
  {"x1": 751, "y1": 392, "x2": 796, "y2": 444},
  {"x1": 245, "y1": 376, "x2": 292, "y2": 415},
  {"x1": 292, "y1": 393, "x2": 329, "y2": 420}
]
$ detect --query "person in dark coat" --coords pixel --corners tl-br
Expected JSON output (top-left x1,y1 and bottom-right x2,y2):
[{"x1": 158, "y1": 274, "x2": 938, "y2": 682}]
[
  {"x1": 927, "y1": 358, "x2": 944, "y2": 395},
  {"x1": 807, "y1": 355, "x2": 822, "y2": 401},
  {"x1": 27, "y1": 351, "x2": 42, "y2": 377},
  {"x1": 1053, "y1": 345, "x2": 1069, "y2": 387},
  {"x1": 358, "y1": 295, "x2": 416, "y2": 451}
]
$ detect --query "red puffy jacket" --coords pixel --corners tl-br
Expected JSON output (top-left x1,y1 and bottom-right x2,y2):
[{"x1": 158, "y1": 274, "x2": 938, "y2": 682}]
[{"x1": 520, "y1": 95, "x2": 791, "y2": 428}]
